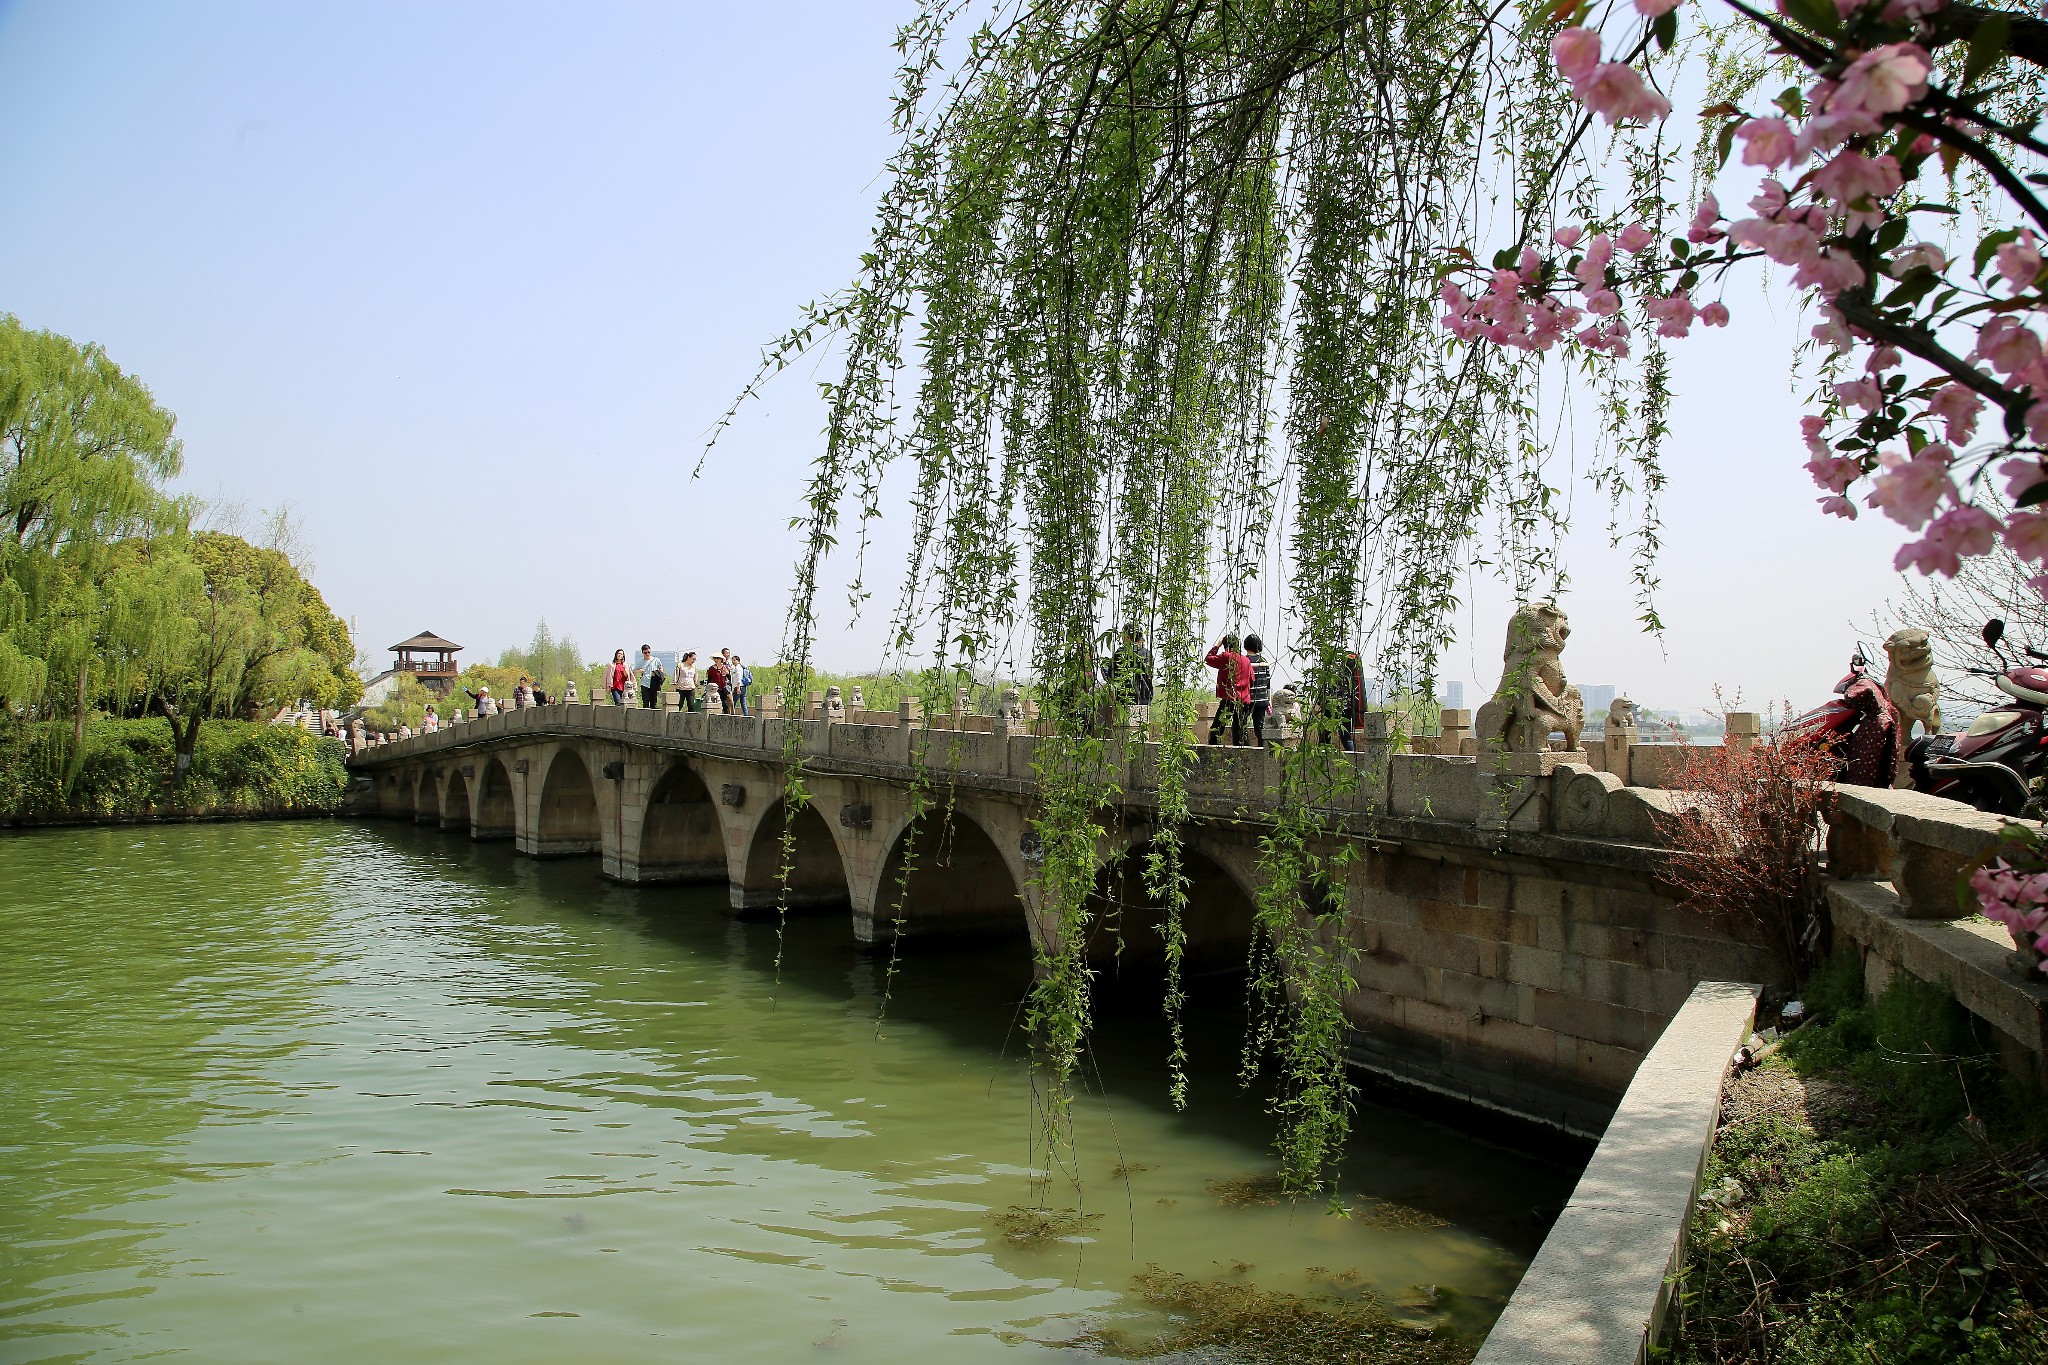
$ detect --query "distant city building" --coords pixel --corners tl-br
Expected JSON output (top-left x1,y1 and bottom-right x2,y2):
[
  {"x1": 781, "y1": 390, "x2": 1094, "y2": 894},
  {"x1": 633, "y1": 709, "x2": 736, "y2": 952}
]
[
  {"x1": 1442, "y1": 681, "x2": 1464, "y2": 710},
  {"x1": 1580, "y1": 683, "x2": 1616, "y2": 718}
]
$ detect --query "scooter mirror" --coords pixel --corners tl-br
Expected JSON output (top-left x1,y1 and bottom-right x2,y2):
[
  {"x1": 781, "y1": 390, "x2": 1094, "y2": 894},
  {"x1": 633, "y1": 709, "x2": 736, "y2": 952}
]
[{"x1": 1984, "y1": 618, "x2": 2007, "y2": 648}]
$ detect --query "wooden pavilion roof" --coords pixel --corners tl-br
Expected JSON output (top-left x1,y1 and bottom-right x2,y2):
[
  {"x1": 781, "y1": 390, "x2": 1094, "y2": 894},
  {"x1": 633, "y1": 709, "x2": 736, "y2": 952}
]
[{"x1": 390, "y1": 631, "x2": 462, "y2": 653}]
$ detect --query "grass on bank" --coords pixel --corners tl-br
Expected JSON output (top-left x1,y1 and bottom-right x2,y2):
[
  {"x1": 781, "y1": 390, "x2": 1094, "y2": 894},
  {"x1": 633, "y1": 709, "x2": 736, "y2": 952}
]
[
  {"x1": 0, "y1": 718, "x2": 348, "y2": 819},
  {"x1": 1669, "y1": 949, "x2": 2048, "y2": 1364}
]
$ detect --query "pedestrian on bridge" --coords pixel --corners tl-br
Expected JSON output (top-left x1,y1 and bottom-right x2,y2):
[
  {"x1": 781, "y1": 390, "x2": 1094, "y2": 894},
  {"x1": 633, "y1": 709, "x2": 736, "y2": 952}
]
[
  {"x1": 607, "y1": 650, "x2": 630, "y2": 706},
  {"x1": 636, "y1": 645, "x2": 665, "y2": 710},
  {"x1": 1205, "y1": 634, "x2": 1251, "y2": 745},
  {"x1": 1244, "y1": 635, "x2": 1271, "y2": 742},
  {"x1": 706, "y1": 654, "x2": 730, "y2": 714},
  {"x1": 676, "y1": 652, "x2": 699, "y2": 711},
  {"x1": 732, "y1": 654, "x2": 752, "y2": 716}
]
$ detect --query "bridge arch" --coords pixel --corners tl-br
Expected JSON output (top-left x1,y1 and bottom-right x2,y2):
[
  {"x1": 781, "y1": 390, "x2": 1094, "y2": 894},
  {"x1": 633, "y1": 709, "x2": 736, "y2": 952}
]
[
  {"x1": 1085, "y1": 836, "x2": 1259, "y2": 977},
  {"x1": 733, "y1": 797, "x2": 849, "y2": 912},
  {"x1": 415, "y1": 768, "x2": 440, "y2": 825},
  {"x1": 869, "y1": 804, "x2": 1029, "y2": 943},
  {"x1": 474, "y1": 757, "x2": 517, "y2": 841},
  {"x1": 441, "y1": 766, "x2": 471, "y2": 831},
  {"x1": 533, "y1": 747, "x2": 601, "y2": 856},
  {"x1": 631, "y1": 760, "x2": 725, "y2": 882}
]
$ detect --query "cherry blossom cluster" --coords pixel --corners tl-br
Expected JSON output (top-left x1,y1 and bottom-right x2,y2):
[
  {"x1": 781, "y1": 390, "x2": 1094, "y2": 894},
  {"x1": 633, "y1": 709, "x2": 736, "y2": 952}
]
[
  {"x1": 1969, "y1": 859, "x2": 2048, "y2": 975},
  {"x1": 1441, "y1": 0, "x2": 2048, "y2": 593}
]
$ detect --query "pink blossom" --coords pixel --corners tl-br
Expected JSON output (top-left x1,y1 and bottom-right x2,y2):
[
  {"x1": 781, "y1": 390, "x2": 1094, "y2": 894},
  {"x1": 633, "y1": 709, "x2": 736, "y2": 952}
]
[
  {"x1": 1440, "y1": 280, "x2": 1468, "y2": 308},
  {"x1": 1687, "y1": 194, "x2": 1724, "y2": 244},
  {"x1": 1927, "y1": 384, "x2": 1984, "y2": 445},
  {"x1": 1797, "y1": 108, "x2": 1884, "y2": 157},
  {"x1": 2031, "y1": 402, "x2": 2048, "y2": 445},
  {"x1": 1700, "y1": 301, "x2": 1730, "y2": 327},
  {"x1": 1551, "y1": 27, "x2": 1602, "y2": 83},
  {"x1": 2006, "y1": 510, "x2": 2048, "y2": 562},
  {"x1": 1736, "y1": 117, "x2": 1796, "y2": 169},
  {"x1": 1795, "y1": 247, "x2": 1867, "y2": 294},
  {"x1": 1574, "y1": 234, "x2": 1613, "y2": 290},
  {"x1": 1977, "y1": 317, "x2": 2045, "y2": 376},
  {"x1": 1833, "y1": 43, "x2": 1931, "y2": 117},
  {"x1": 1890, "y1": 242, "x2": 1946, "y2": 276},
  {"x1": 1645, "y1": 289, "x2": 1696, "y2": 337},
  {"x1": 2002, "y1": 457, "x2": 2048, "y2": 502},
  {"x1": 1760, "y1": 221, "x2": 1821, "y2": 267},
  {"x1": 1810, "y1": 302, "x2": 1856, "y2": 353},
  {"x1": 1812, "y1": 152, "x2": 1904, "y2": 210},
  {"x1": 1585, "y1": 289, "x2": 1622, "y2": 316},
  {"x1": 1617, "y1": 223, "x2": 1656, "y2": 253},
  {"x1": 1634, "y1": 0, "x2": 1681, "y2": 13},
  {"x1": 1807, "y1": 453, "x2": 1862, "y2": 493},
  {"x1": 1517, "y1": 245, "x2": 1541, "y2": 277},
  {"x1": 1997, "y1": 230, "x2": 2042, "y2": 291},
  {"x1": 1833, "y1": 377, "x2": 1885, "y2": 412},
  {"x1": 1820, "y1": 494, "x2": 1859, "y2": 518},
  {"x1": 1553, "y1": 225, "x2": 1584, "y2": 249},
  {"x1": 1575, "y1": 63, "x2": 1672, "y2": 125},
  {"x1": 1749, "y1": 179, "x2": 1790, "y2": 219},
  {"x1": 1896, "y1": 506, "x2": 1998, "y2": 576},
  {"x1": 1866, "y1": 447, "x2": 1956, "y2": 530}
]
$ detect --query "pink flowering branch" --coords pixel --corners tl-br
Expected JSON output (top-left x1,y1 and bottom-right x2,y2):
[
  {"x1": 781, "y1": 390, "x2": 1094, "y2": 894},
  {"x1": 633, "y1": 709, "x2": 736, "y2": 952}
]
[{"x1": 1440, "y1": 0, "x2": 2048, "y2": 594}]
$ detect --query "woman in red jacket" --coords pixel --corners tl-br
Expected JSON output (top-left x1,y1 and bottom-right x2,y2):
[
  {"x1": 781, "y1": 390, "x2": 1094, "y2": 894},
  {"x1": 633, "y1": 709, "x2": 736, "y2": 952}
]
[
  {"x1": 1204, "y1": 634, "x2": 1252, "y2": 745},
  {"x1": 606, "y1": 650, "x2": 631, "y2": 706}
]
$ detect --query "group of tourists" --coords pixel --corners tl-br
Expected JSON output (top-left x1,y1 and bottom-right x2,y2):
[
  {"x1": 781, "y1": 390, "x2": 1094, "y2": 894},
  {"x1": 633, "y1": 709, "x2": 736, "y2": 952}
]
[
  {"x1": 603, "y1": 645, "x2": 754, "y2": 715},
  {"x1": 1104, "y1": 623, "x2": 1367, "y2": 749}
]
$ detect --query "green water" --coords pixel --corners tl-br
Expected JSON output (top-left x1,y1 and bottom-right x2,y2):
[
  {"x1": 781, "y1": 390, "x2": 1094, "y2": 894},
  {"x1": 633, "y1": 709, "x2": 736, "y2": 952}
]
[{"x1": 0, "y1": 822, "x2": 1576, "y2": 1364}]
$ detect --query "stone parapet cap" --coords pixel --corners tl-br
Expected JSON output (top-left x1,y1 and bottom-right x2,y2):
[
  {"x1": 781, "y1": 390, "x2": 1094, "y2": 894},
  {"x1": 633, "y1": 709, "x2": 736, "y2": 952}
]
[{"x1": 1474, "y1": 980, "x2": 1758, "y2": 1364}]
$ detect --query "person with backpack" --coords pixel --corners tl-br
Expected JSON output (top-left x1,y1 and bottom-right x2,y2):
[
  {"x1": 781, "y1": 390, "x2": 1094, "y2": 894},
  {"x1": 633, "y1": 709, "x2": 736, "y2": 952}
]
[
  {"x1": 635, "y1": 644, "x2": 665, "y2": 710},
  {"x1": 732, "y1": 654, "x2": 753, "y2": 715},
  {"x1": 1243, "y1": 634, "x2": 1272, "y2": 743},
  {"x1": 1204, "y1": 634, "x2": 1252, "y2": 745}
]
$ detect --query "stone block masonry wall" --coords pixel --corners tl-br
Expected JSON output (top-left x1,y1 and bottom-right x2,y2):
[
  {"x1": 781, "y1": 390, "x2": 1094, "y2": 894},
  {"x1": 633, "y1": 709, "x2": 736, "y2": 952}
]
[{"x1": 1343, "y1": 845, "x2": 1765, "y2": 1136}]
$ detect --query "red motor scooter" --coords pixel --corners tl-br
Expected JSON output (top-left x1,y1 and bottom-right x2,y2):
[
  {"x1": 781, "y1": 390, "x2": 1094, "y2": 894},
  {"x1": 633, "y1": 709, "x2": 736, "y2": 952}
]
[
  {"x1": 1906, "y1": 618, "x2": 2048, "y2": 816},
  {"x1": 1789, "y1": 642, "x2": 1901, "y2": 788}
]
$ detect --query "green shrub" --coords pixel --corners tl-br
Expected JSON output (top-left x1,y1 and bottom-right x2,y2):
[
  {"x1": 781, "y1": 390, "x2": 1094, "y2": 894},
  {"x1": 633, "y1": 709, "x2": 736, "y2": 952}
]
[{"x1": 0, "y1": 717, "x2": 346, "y2": 818}]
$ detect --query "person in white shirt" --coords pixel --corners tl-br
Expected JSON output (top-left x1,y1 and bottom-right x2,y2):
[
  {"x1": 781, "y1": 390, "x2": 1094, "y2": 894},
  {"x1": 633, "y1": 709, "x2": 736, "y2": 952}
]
[
  {"x1": 635, "y1": 645, "x2": 665, "y2": 709},
  {"x1": 676, "y1": 652, "x2": 699, "y2": 712}
]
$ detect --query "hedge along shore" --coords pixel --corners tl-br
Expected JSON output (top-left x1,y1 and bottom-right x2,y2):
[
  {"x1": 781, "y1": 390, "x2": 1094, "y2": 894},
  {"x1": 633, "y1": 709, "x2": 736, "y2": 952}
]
[{"x1": 0, "y1": 718, "x2": 350, "y2": 825}]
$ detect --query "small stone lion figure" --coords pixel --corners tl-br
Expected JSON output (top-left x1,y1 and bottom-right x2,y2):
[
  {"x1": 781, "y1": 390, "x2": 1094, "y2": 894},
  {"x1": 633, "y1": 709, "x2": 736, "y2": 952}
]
[
  {"x1": 1608, "y1": 696, "x2": 1638, "y2": 730},
  {"x1": 1883, "y1": 628, "x2": 1941, "y2": 743},
  {"x1": 1475, "y1": 601, "x2": 1585, "y2": 753},
  {"x1": 823, "y1": 685, "x2": 846, "y2": 721},
  {"x1": 850, "y1": 684, "x2": 866, "y2": 710},
  {"x1": 1266, "y1": 687, "x2": 1301, "y2": 745},
  {"x1": 997, "y1": 687, "x2": 1025, "y2": 724}
]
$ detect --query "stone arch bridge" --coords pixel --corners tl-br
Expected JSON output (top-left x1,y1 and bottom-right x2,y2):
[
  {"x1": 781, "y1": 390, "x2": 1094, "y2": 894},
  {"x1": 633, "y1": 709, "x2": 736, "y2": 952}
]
[{"x1": 351, "y1": 703, "x2": 1771, "y2": 1135}]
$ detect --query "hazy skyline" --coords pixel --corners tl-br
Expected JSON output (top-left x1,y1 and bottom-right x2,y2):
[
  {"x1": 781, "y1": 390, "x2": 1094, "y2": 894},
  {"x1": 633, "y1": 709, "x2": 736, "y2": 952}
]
[{"x1": 0, "y1": 1, "x2": 1943, "y2": 712}]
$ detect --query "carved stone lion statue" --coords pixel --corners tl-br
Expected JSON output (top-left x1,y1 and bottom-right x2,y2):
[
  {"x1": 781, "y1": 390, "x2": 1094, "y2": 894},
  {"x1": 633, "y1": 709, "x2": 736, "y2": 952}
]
[
  {"x1": 850, "y1": 684, "x2": 866, "y2": 710},
  {"x1": 1883, "y1": 628, "x2": 1941, "y2": 742},
  {"x1": 1266, "y1": 687, "x2": 1301, "y2": 744},
  {"x1": 1474, "y1": 601, "x2": 1585, "y2": 753},
  {"x1": 1608, "y1": 696, "x2": 1638, "y2": 730},
  {"x1": 997, "y1": 687, "x2": 1025, "y2": 723}
]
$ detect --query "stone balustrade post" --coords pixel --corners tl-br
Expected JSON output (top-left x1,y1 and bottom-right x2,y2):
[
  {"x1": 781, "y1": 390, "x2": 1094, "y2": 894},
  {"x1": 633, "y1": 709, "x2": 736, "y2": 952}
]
[
  {"x1": 1724, "y1": 711, "x2": 1762, "y2": 757},
  {"x1": 1438, "y1": 707, "x2": 1474, "y2": 757},
  {"x1": 898, "y1": 697, "x2": 923, "y2": 728}
]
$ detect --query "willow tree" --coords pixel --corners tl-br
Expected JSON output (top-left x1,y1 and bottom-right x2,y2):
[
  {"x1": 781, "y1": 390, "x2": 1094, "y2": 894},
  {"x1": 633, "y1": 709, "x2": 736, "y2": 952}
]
[{"x1": 719, "y1": 0, "x2": 2044, "y2": 1188}]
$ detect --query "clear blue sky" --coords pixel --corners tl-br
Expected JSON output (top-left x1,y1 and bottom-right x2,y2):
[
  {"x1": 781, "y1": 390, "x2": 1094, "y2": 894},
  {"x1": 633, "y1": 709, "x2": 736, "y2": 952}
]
[{"x1": 0, "y1": 1, "x2": 1928, "y2": 712}]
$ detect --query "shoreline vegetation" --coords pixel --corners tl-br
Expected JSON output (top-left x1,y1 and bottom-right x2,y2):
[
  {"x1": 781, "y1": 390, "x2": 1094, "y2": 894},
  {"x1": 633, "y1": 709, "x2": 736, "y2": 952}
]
[{"x1": 0, "y1": 718, "x2": 348, "y2": 824}]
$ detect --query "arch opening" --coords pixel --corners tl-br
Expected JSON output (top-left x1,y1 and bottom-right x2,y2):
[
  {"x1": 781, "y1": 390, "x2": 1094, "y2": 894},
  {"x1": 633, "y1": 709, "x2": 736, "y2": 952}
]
[
  {"x1": 534, "y1": 750, "x2": 601, "y2": 856},
  {"x1": 441, "y1": 768, "x2": 470, "y2": 831},
  {"x1": 474, "y1": 758, "x2": 516, "y2": 841},
  {"x1": 734, "y1": 800, "x2": 849, "y2": 913},
  {"x1": 635, "y1": 763, "x2": 724, "y2": 882},
  {"x1": 870, "y1": 809, "x2": 1028, "y2": 943},
  {"x1": 414, "y1": 770, "x2": 440, "y2": 825},
  {"x1": 1085, "y1": 840, "x2": 1259, "y2": 981}
]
